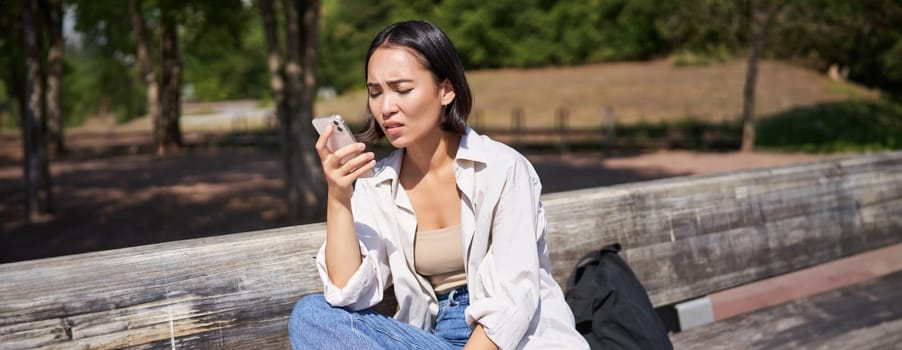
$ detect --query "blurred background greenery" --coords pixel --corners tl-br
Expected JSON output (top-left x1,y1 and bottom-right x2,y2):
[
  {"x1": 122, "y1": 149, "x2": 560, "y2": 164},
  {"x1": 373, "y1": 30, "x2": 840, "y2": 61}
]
[{"x1": 1, "y1": 0, "x2": 900, "y2": 151}]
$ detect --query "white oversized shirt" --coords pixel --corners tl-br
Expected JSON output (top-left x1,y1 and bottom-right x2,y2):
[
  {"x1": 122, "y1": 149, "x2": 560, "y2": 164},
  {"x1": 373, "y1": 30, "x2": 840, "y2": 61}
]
[{"x1": 315, "y1": 128, "x2": 589, "y2": 349}]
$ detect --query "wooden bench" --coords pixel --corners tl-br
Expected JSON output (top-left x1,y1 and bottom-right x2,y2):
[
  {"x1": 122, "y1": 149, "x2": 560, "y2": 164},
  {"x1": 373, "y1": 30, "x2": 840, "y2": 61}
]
[{"x1": 1, "y1": 151, "x2": 900, "y2": 349}]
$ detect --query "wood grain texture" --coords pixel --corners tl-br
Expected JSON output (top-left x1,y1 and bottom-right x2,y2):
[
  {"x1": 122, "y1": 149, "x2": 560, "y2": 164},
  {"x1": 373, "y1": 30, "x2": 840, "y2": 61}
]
[
  {"x1": 544, "y1": 151, "x2": 902, "y2": 306},
  {"x1": 708, "y1": 242, "x2": 902, "y2": 321},
  {"x1": 1, "y1": 151, "x2": 900, "y2": 349},
  {"x1": 669, "y1": 270, "x2": 902, "y2": 350},
  {"x1": 0, "y1": 224, "x2": 325, "y2": 349}
]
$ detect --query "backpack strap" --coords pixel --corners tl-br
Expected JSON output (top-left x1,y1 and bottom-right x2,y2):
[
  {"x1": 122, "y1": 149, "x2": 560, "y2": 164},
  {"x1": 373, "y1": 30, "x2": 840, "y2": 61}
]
[
  {"x1": 600, "y1": 242, "x2": 621, "y2": 255},
  {"x1": 567, "y1": 243, "x2": 622, "y2": 291}
]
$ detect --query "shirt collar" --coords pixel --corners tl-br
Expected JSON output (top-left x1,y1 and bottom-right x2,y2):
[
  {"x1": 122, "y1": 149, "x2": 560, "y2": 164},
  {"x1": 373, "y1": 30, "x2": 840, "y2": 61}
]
[
  {"x1": 370, "y1": 126, "x2": 487, "y2": 185},
  {"x1": 455, "y1": 127, "x2": 487, "y2": 165}
]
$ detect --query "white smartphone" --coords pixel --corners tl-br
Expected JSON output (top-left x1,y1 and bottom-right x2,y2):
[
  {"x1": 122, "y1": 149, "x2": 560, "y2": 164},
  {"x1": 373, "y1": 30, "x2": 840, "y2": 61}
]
[{"x1": 312, "y1": 114, "x2": 375, "y2": 178}]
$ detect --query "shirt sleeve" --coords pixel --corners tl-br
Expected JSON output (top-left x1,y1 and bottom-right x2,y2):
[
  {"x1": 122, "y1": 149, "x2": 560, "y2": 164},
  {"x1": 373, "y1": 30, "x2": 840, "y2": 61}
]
[
  {"x1": 466, "y1": 156, "x2": 544, "y2": 349},
  {"x1": 315, "y1": 182, "x2": 392, "y2": 311}
]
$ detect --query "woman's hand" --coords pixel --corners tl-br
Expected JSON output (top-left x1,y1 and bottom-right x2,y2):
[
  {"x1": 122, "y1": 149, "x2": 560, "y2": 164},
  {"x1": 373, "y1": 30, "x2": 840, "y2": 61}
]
[
  {"x1": 316, "y1": 124, "x2": 372, "y2": 287},
  {"x1": 315, "y1": 124, "x2": 376, "y2": 201}
]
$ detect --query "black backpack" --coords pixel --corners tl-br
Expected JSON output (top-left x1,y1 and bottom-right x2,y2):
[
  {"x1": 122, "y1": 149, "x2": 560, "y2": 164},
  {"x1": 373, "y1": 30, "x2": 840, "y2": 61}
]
[{"x1": 564, "y1": 243, "x2": 673, "y2": 350}]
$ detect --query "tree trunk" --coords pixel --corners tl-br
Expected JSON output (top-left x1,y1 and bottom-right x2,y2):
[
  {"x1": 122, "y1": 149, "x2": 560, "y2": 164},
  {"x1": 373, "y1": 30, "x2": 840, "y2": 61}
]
[
  {"x1": 298, "y1": 0, "x2": 324, "y2": 219},
  {"x1": 260, "y1": 0, "x2": 295, "y2": 219},
  {"x1": 281, "y1": 0, "x2": 302, "y2": 220},
  {"x1": 741, "y1": 0, "x2": 783, "y2": 153},
  {"x1": 260, "y1": 0, "x2": 285, "y2": 117},
  {"x1": 22, "y1": 0, "x2": 53, "y2": 221},
  {"x1": 43, "y1": 0, "x2": 64, "y2": 155},
  {"x1": 279, "y1": 0, "x2": 324, "y2": 222},
  {"x1": 741, "y1": 20, "x2": 760, "y2": 153},
  {"x1": 158, "y1": 1, "x2": 182, "y2": 155},
  {"x1": 129, "y1": 0, "x2": 161, "y2": 153}
]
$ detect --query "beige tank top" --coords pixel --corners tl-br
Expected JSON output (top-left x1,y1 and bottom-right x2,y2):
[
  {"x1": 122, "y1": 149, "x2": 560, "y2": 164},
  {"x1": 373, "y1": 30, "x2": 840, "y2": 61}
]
[{"x1": 414, "y1": 224, "x2": 467, "y2": 294}]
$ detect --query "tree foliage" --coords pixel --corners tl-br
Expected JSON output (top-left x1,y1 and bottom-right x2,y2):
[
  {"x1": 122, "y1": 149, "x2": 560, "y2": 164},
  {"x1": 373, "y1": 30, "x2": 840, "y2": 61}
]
[
  {"x1": 2, "y1": 0, "x2": 901, "y2": 129},
  {"x1": 316, "y1": 0, "x2": 901, "y2": 96},
  {"x1": 0, "y1": 0, "x2": 25, "y2": 129},
  {"x1": 180, "y1": 1, "x2": 268, "y2": 101},
  {"x1": 316, "y1": 0, "x2": 391, "y2": 94},
  {"x1": 66, "y1": 0, "x2": 145, "y2": 124},
  {"x1": 773, "y1": 0, "x2": 902, "y2": 93}
]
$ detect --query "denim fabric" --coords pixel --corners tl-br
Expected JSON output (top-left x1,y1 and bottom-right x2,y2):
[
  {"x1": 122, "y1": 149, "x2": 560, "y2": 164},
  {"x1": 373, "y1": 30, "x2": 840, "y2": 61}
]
[
  {"x1": 433, "y1": 286, "x2": 471, "y2": 347},
  {"x1": 289, "y1": 287, "x2": 472, "y2": 349}
]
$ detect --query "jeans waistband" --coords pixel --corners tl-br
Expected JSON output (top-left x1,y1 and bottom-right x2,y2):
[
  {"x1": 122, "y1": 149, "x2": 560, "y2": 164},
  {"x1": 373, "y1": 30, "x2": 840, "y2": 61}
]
[{"x1": 436, "y1": 285, "x2": 468, "y2": 303}]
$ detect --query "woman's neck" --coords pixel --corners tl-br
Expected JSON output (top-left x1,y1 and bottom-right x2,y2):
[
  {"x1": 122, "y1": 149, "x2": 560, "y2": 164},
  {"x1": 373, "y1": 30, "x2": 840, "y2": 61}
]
[{"x1": 402, "y1": 129, "x2": 461, "y2": 177}]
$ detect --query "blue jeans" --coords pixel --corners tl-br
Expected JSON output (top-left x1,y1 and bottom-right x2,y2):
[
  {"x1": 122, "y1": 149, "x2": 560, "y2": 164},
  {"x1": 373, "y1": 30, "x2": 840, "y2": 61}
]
[{"x1": 289, "y1": 286, "x2": 473, "y2": 349}]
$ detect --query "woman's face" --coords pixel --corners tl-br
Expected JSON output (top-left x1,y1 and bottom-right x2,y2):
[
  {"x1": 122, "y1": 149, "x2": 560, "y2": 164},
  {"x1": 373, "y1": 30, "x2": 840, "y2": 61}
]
[{"x1": 366, "y1": 46, "x2": 455, "y2": 149}]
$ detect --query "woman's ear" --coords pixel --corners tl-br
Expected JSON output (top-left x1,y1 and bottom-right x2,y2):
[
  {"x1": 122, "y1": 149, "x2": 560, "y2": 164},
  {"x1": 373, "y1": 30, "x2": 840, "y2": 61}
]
[{"x1": 440, "y1": 79, "x2": 456, "y2": 106}]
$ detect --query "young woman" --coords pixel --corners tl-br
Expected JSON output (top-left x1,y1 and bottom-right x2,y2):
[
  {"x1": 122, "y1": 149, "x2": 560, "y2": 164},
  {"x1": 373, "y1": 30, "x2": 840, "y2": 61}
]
[{"x1": 289, "y1": 20, "x2": 588, "y2": 349}]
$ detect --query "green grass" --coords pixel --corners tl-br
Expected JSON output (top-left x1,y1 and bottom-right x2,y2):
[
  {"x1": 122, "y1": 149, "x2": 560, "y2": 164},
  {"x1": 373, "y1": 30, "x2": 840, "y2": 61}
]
[
  {"x1": 755, "y1": 100, "x2": 902, "y2": 153},
  {"x1": 612, "y1": 117, "x2": 741, "y2": 151},
  {"x1": 605, "y1": 99, "x2": 902, "y2": 153}
]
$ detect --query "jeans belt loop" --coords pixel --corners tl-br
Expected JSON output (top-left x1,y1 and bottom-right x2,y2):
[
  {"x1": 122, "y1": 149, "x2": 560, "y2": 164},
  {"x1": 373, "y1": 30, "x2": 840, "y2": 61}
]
[{"x1": 448, "y1": 289, "x2": 459, "y2": 306}]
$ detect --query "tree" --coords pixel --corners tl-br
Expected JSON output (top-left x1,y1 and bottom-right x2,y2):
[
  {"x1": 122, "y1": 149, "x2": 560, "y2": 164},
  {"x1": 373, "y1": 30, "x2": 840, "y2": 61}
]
[
  {"x1": 126, "y1": 0, "x2": 252, "y2": 153},
  {"x1": 128, "y1": 0, "x2": 161, "y2": 154},
  {"x1": 317, "y1": 0, "x2": 390, "y2": 93},
  {"x1": 260, "y1": 0, "x2": 325, "y2": 222},
  {"x1": 659, "y1": 0, "x2": 783, "y2": 152},
  {"x1": 123, "y1": 0, "x2": 186, "y2": 155},
  {"x1": 158, "y1": 0, "x2": 183, "y2": 154},
  {"x1": 43, "y1": 0, "x2": 65, "y2": 155},
  {"x1": 741, "y1": 0, "x2": 784, "y2": 152},
  {"x1": 0, "y1": 0, "x2": 26, "y2": 131},
  {"x1": 659, "y1": 0, "x2": 746, "y2": 59},
  {"x1": 22, "y1": 0, "x2": 54, "y2": 220},
  {"x1": 66, "y1": 0, "x2": 144, "y2": 127},
  {"x1": 180, "y1": 2, "x2": 263, "y2": 101},
  {"x1": 772, "y1": 0, "x2": 902, "y2": 95}
]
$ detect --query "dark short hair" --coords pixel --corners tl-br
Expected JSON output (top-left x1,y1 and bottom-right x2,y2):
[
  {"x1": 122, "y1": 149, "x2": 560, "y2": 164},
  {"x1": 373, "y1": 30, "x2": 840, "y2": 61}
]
[{"x1": 357, "y1": 20, "x2": 473, "y2": 143}]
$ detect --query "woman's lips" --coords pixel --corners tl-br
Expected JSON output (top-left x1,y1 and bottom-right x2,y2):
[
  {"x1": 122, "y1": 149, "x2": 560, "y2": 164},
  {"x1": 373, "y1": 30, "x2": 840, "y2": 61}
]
[{"x1": 384, "y1": 121, "x2": 404, "y2": 137}]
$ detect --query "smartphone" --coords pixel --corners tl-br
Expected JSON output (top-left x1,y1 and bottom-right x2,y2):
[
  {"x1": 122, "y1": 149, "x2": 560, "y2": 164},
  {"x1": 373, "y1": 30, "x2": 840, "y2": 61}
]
[{"x1": 312, "y1": 114, "x2": 375, "y2": 178}]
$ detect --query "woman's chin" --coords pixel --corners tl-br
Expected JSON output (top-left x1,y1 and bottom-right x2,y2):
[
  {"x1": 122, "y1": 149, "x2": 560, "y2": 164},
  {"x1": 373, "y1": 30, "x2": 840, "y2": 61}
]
[{"x1": 386, "y1": 136, "x2": 405, "y2": 149}]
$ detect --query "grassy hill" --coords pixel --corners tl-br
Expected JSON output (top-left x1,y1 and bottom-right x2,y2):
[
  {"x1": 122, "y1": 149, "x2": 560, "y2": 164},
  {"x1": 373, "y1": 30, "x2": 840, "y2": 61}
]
[
  {"x1": 54, "y1": 58, "x2": 896, "y2": 153},
  {"x1": 317, "y1": 59, "x2": 882, "y2": 129}
]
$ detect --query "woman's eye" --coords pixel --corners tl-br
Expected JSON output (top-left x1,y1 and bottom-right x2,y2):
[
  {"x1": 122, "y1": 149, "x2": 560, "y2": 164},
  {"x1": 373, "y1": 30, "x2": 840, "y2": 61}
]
[
  {"x1": 368, "y1": 91, "x2": 381, "y2": 98},
  {"x1": 398, "y1": 89, "x2": 412, "y2": 95}
]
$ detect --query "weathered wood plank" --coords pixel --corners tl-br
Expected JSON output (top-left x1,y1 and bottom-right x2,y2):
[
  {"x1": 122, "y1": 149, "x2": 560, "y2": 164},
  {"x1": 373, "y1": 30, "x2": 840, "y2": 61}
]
[
  {"x1": 632, "y1": 197, "x2": 902, "y2": 306},
  {"x1": 544, "y1": 151, "x2": 902, "y2": 305},
  {"x1": 0, "y1": 151, "x2": 900, "y2": 349},
  {"x1": 707, "y1": 243, "x2": 902, "y2": 322},
  {"x1": 0, "y1": 224, "x2": 326, "y2": 349},
  {"x1": 545, "y1": 151, "x2": 902, "y2": 260},
  {"x1": 669, "y1": 270, "x2": 902, "y2": 350}
]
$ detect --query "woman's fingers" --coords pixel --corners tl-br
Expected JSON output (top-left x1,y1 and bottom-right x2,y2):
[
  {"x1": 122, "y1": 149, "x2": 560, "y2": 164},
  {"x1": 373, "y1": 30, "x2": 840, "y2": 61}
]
[
  {"x1": 349, "y1": 158, "x2": 377, "y2": 179},
  {"x1": 338, "y1": 151, "x2": 375, "y2": 177},
  {"x1": 319, "y1": 141, "x2": 373, "y2": 188},
  {"x1": 315, "y1": 124, "x2": 334, "y2": 160},
  {"x1": 330, "y1": 142, "x2": 366, "y2": 166}
]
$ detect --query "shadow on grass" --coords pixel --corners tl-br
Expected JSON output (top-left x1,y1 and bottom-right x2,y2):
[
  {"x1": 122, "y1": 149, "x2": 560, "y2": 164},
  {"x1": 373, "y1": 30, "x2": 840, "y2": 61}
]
[
  {"x1": 608, "y1": 99, "x2": 901, "y2": 153},
  {"x1": 756, "y1": 100, "x2": 902, "y2": 153}
]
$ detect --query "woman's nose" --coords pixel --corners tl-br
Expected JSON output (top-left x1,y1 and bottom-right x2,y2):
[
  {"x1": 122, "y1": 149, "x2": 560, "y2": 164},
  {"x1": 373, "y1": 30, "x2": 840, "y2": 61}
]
[{"x1": 379, "y1": 94, "x2": 398, "y2": 116}]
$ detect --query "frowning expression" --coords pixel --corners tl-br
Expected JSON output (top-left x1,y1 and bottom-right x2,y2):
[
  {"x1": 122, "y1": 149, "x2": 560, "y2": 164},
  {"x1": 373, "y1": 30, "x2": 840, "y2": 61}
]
[{"x1": 366, "y1": 46, "x2": 455, "y2": 149}]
